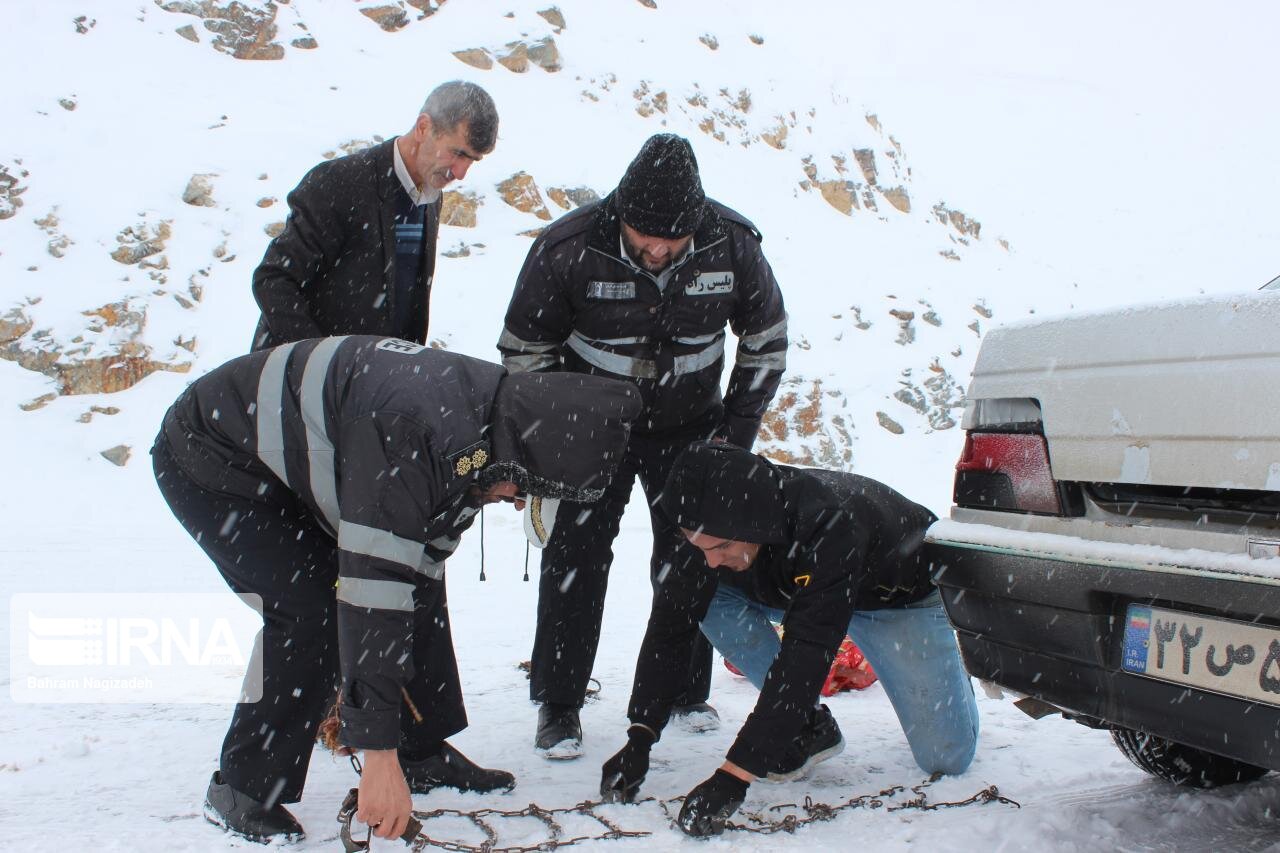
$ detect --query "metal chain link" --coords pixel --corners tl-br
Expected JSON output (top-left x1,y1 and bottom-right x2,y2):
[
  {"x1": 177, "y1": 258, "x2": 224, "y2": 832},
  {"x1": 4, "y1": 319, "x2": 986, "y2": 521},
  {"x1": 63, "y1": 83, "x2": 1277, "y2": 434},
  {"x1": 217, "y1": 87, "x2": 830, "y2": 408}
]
[
  {"x1": 711, "y1": 776, "x2": 1021, "y2": 836},
  {"x1": 356, "y1": 776, "x2": 1021, "y2": 851},
  {"x1": 402, "y1": 799, "x2": 653, "y2": 853}
]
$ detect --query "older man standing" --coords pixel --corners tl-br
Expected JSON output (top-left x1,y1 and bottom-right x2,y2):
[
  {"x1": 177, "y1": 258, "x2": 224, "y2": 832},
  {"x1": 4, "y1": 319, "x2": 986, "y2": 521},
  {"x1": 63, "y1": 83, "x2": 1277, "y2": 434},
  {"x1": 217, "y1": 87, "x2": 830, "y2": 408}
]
[
  {"x1": 498, "y1": 133, "x2": 788, "y2": 758},
  {"x1": 251, "y1": 80, "x2": 497, "y2": 350}
]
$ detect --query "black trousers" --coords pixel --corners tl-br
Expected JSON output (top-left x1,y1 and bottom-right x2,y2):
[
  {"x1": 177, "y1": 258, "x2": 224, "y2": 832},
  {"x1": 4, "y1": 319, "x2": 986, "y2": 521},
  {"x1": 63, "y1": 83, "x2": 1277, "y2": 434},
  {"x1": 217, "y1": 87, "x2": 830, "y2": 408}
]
[
  {"x1": 152, "y1": 439, "x2": 466, "y2": 805},
  {"x1": 529, "y1": 423, "x2": 714, "y2": 707}
]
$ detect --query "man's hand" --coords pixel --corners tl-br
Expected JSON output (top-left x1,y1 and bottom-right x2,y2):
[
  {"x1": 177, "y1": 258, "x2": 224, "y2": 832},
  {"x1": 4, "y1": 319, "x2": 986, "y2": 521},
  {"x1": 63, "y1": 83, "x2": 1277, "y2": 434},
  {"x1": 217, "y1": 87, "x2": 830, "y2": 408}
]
[
  {"x1": 356, "y1": 749, "x2": 413, "y2": 840},
  {"x1": 600, "y1": 725, "x2": 656, "y2": 803},
  {"x1": 676, "y1": 768, "x2": 750, "y2": 837}
]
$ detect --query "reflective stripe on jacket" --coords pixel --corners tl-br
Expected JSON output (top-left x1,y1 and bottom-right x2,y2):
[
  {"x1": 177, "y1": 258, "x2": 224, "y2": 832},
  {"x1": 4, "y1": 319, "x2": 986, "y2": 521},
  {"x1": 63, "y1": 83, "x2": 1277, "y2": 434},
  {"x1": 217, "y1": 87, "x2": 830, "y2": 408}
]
[
  {"x1": 497, "y1": 195, "x2": 787, "y2": 446},
  {"x1": 161, "y1": 336, "x2": 504, "y2": 748}
]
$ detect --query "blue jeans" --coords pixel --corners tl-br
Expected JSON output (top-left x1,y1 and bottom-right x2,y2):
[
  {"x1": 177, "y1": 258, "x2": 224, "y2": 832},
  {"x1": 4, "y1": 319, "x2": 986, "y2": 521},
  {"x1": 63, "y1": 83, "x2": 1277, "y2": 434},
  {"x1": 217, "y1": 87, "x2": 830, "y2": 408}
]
[{"x1": 700, "y1": 583, "x2": 979, "y2": 775}]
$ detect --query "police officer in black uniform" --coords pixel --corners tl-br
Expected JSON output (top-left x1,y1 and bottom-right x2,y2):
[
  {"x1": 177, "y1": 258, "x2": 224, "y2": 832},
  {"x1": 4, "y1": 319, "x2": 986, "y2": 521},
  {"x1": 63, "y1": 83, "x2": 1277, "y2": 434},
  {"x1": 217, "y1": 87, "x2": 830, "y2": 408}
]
[
  {"x1": 498, "y1": 134, "x2": 788, "y2": 756},
  {"x1": 153, "y1": 336, "x2": 639, "y2": 842}
]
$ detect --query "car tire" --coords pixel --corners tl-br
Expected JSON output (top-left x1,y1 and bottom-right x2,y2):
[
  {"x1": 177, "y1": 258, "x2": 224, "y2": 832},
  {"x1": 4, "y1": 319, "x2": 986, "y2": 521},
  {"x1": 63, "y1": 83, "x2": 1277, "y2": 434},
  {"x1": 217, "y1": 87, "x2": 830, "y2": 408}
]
[{"x1": 1110, "y1": 726, "x2": 1269, "y2": 788}]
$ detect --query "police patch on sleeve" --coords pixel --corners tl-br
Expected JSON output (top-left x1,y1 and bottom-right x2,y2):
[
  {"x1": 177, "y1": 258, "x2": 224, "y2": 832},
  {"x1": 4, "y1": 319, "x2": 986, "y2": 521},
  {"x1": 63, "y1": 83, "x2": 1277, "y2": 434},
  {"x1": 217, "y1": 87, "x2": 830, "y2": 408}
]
[
  {"x1": 376, "y1": 338, "x2": 427, "y2": 355},
  {"x1": 686, "y1": 271, "x2": 734, "y2": 296}
]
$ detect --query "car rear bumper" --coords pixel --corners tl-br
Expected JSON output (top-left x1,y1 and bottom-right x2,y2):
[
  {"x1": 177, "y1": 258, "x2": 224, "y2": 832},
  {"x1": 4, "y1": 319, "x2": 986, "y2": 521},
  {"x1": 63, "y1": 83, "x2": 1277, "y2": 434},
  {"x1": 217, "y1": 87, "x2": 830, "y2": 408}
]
[{"x1": 928, "y1": 534, "x2": 1280, "y2": 772}]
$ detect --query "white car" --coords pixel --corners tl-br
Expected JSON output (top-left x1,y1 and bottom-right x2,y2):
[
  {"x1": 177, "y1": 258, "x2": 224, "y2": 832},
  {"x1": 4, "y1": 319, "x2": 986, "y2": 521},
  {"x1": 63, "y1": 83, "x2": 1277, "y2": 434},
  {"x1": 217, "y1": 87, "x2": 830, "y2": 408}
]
[{"x1": 928, "y1": 277, "x2": 1280, "y2": 787}]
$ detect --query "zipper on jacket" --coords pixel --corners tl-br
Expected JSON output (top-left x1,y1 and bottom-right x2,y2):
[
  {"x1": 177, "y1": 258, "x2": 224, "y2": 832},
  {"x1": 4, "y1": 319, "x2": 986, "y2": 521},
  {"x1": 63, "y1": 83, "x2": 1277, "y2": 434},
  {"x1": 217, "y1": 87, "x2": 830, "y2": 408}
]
[{"x1": 586, "y1": 234, "x2": 727, "y2": 301}]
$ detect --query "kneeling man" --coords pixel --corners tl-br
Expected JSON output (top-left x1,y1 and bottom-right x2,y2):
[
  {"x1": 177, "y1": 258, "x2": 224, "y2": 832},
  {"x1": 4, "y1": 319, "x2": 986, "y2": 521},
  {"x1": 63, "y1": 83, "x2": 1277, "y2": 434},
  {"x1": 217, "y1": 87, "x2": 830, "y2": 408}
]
[{"x1": 600, "y1": 440, "x2": 978, "y2": 836}]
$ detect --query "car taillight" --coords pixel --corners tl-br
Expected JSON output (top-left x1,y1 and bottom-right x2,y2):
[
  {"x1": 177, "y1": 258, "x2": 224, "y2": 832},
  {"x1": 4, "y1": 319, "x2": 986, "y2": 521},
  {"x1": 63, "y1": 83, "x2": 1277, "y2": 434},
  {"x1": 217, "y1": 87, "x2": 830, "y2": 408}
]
[{"x1": 954, "y1": 431, "x2": 1063, "y2": 514}]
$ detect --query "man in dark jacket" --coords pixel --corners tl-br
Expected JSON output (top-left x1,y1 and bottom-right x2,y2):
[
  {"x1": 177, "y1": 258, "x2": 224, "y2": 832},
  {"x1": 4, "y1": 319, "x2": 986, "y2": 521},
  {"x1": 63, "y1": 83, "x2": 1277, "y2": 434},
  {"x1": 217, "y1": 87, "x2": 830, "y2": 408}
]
[
  {"x1": 497, "y1": 134, "x2": 788, "y2": 757},
  {"x1": 251, "y1": 81, "x2": 497, "y2": 351},
  {"x1": 599, "y1": 441, "x2": 980, "y2": 837},
  {"x1": 153, "y1": 336, "x2": 640, "y2": 843}
]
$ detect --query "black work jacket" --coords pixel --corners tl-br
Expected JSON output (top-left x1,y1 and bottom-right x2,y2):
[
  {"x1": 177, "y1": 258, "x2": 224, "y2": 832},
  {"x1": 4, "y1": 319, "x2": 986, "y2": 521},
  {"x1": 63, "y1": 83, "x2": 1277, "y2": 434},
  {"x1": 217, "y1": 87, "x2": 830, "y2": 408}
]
[
  {"x1": 250, "y1": 139, "x2": 442, "y2": 350},
  {"x1": 627, "y1": 467, "x2": 938, "y2": 776},
  {"x1": 497, "y1": 194, "x2": 787, "y2": 447},
  {"x1": 158, "y1": 337, "x2": 639, "y2": 749}
]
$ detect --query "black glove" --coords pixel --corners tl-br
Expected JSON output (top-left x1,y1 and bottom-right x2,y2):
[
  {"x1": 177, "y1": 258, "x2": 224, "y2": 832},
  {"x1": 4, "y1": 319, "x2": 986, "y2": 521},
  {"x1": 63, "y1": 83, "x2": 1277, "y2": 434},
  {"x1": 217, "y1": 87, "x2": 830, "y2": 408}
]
[
  {"x1": 677, "y1": 769, "x2": 749, "y2": 837},
  {"x1": 600, "y1": 725, "x2": 656, "y2": 803}
]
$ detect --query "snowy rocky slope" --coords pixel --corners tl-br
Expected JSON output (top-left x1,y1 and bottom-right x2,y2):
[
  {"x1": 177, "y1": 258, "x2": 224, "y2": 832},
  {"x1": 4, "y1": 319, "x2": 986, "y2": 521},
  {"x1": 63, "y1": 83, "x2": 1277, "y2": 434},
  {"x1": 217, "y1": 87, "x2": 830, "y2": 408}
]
[
  {"x1": 3, "y1": 0, "x2": 1098, "y2": 509},
  {"x1": 3, "y1": 1, "x2": 1280, "y2": 851},
  {"x1": 4, "y1": 2, "x2": 1278, "y2": 504}
]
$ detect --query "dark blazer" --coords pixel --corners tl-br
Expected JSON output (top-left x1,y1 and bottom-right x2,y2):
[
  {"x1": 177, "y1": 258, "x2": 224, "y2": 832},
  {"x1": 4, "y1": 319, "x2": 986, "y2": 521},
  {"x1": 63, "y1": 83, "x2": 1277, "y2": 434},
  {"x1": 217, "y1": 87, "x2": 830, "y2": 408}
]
[{"x1": 250, "y1": 139, "x2": 442, "y2": 350}]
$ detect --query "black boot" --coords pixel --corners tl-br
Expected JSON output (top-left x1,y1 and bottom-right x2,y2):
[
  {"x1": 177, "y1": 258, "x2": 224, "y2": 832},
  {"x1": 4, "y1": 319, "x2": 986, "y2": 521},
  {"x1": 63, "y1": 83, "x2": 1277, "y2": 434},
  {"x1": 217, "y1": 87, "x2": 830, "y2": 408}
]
[
  {"x1": 535, "y1": 702, "x2": 583, "y2": 759},
  {"x1": 670, "y1": 701, "x2": 721, "y2": 733},
  {"x1": 766, "y1": 704, "x2": 846, "y2": 782},
  {"x1": 402, "y1": 742, "x2": 515, "y2": 795},
  {"x1": 203, "y1": 770, "x2": 305, "y2": 843}
]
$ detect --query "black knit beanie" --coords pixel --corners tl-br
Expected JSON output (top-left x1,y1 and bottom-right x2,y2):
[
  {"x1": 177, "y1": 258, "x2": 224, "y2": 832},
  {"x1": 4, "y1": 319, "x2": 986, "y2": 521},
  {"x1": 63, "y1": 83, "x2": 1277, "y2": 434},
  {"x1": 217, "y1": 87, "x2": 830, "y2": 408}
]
[
  {"x1": 660, "y1": 440, "x2": 789, "y2": 544},
  {"x1": 483, "y1": 372, "x2": 642, "y2": 502},
  {"x1": 616, "y1": 134, "x2": 706, "y2": 237}
]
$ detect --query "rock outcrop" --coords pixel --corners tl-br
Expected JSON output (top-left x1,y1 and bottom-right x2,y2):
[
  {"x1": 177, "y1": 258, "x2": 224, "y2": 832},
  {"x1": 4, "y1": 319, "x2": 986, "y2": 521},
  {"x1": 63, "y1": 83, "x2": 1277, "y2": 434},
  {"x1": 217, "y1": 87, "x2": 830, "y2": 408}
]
[
  {"x1": 760, "y1": 117, "x2": 790, "y2": 150},
  {"x1": 182, "y1": 173, "x2": 218, "y2": 207},
  {"x1": 1, "y1": 299, "x2": 191, "y2": 399},
  {"x1": 498, "y1": 173, "x2": 552, "y2": 221},
  {"x1": 453, "y1": 48, "x2": 493, "y2": 70},
  {"x1": 0, "y1": 307, "x2": 33, "y2": 346},
  {"x1": 359, "y1": 5, "x2": 409, "y2": 31},
  {"x1": 800, "y1": 156, "x2": 861, "y2": 216},
  {"x1": 101, "y1": 445, "x2": 132, "y2": 466},
  {"x1": 441, "y1": 191, "x2": 480, "y2": 227},
  {"x1": 882, "y1": 186, "x2": 911, "y2": 214},
  {"x1": 322, "y1": 138, "x2": 381, "y2": 160},
  {"x1": 536, "y1": 6, "x2": 565, "y2": 30},
  {"x1": 0, "y1": 163, "x2": 28, "y2": 220},
  {"x1": 757, "y1": 378, "x2": 854, "y2": 468},
  {"x1": 34, "y1": 210, "x2": 73, "y2": 258},
  {"x1": 496, "y1": 37, "x2": 561, "y2": 72},
  {"x1": 546, "y1": 186, "x2": 599, "y2": 210},
  {"x1": 110, "y1": 220, "x2": 171, "y2": 273},
  {"x1": 158, "y1": 0, "x2": 288, "y2": 60},
  {"x1": 633, "y1": 81, "x2": 668, "y2": 118},
  {"x1": 933, "y1": 203, "x2": 982, "y2": 239},
  {"x1": 893, "y1": 362, "x2": 965, "y2": 431},
  {"x1": 876, "y1": 411, "x2": 905, "y2": 434}
]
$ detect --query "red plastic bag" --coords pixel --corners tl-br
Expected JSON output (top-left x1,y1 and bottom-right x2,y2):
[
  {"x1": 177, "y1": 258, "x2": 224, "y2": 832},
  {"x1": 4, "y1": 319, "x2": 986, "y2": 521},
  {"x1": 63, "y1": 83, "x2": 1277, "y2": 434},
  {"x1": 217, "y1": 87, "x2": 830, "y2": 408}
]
[
  {"x1": 722, "y1": 632, "x2": 877, "y2": 695},
  {"x1": 821, "y1": 636, "x2": 878, "y2": 695}
]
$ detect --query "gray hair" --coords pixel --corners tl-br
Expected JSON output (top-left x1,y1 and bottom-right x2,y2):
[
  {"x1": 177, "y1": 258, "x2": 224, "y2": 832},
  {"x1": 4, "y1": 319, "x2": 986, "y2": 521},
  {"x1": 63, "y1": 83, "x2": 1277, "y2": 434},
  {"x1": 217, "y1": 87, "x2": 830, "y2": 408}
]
[{"x1": 420, "y1": 81, "x2": 498, "y2": 154}]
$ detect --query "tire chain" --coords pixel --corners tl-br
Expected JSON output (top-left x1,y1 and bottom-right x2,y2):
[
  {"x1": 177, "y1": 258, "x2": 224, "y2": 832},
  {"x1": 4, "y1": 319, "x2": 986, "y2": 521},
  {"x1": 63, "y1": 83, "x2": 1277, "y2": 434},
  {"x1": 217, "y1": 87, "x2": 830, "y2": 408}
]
[
  {"x1": 404, "y1": 800, "x2": 652, "y2": 852},
  {"x1": 341, "y1": 776, "x2": 1020, "y2": 851},
  {"x1": 703, "y1": 776, "x2": 1021, "y2": 836}
]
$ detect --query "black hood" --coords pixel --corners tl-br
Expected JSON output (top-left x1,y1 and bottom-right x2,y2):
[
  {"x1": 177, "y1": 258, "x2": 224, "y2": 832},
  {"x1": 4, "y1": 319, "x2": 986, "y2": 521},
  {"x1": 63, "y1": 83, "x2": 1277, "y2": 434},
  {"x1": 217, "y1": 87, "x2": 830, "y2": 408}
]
[
  {"x1": 480, "y1": 372, "x2": 642, "y2": 501},
  {"x1": 660, "y1": 440, "x2": 789, "y2": 544}
]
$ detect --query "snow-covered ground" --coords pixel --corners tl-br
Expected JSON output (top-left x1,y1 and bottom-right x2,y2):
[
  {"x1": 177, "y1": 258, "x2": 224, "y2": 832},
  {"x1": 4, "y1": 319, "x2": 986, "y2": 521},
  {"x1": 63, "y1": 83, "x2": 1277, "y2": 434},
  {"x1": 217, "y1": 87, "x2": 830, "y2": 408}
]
[
  {"x1": 4, "y1": 1, "x2": 1280, "y2": 850},
  {"x1": 6, "y1": 506, "x2": 1280, "y2": 851}
]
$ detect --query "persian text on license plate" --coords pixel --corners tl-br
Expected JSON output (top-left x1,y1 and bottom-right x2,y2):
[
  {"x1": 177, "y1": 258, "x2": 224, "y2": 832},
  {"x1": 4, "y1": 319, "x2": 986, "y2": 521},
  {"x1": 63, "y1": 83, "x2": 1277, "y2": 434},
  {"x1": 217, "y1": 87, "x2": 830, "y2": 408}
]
[{"x1": 1121, "y1": 604, "x2": 1280, "y2": 707}]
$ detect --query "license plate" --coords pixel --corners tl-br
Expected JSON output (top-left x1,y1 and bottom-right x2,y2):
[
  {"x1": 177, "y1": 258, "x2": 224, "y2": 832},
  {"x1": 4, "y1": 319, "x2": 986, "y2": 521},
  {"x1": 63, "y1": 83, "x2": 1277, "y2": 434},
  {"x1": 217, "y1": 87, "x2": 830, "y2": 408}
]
[{"x1": 1121, "y1": 604, "x2": 1280, "y2": 707}]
